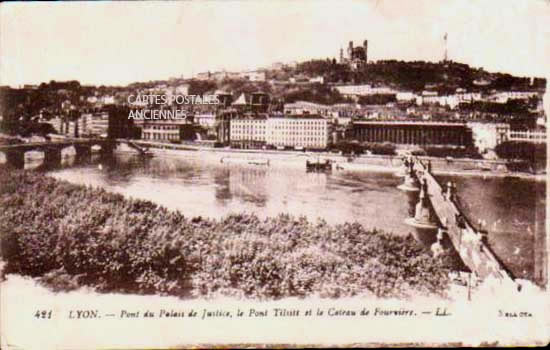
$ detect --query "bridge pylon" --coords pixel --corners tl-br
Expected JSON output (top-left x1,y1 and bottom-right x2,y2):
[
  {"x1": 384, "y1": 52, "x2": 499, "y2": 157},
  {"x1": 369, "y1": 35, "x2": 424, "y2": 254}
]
[
  {"x1": 4, "y1": 150, "x2": 25, "y2": 169},
  {"x1": 398, "y1": 161, "x2": 420, "y2": 192},
  {"x1": 43, "y1": 148, "x2": 62, "y2": 168},
  {"x1": 99, "y1": 142, "x2": 115, "y2": 160},
  {"x1": 75, "y1": 145, "x2": 92, "y2": 163},
  {"x1": 405, "y1": 177, "x2": 439, "y2": 245}
]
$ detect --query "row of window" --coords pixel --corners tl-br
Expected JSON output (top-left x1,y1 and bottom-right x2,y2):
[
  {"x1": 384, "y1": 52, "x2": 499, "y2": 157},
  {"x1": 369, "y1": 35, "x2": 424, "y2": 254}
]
[
  {"x1": 142, "y1": 132, "x2": 179, "y2": 141},
  {"x1": 272, "y1": 141, "x2": 326, "y2": 147},
  {"x1": 232, "y1": 126, "x2": 266, "y2": 130},
  {"x1": 144, "y1": 125, "x2": 179, "y2": 130},
  {"x1": 232, "y1": 136, "x2": 266, "y2": 140},
  {"x1": 270, "y1": 121, "x2": 325, "y2": 125}
]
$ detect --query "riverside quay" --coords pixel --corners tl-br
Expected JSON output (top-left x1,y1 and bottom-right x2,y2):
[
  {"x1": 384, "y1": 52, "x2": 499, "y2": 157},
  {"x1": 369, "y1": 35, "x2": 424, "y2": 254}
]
[{"x1": 351, "y1": 121, "x2": 473, "y2": 146}]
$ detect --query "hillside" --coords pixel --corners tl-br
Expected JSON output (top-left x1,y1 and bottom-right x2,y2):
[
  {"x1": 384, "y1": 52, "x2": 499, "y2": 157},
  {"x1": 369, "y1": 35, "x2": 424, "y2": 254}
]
[{"x1": 291, "y1": 59, "x2": 546, "y2": 93}]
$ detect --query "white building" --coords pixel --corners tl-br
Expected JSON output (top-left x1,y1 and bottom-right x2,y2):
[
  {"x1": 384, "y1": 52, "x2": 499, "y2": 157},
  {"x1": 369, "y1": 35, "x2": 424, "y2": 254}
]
[
  {"x1": 335, "y1": 84, "x2": 396, "y2": 97},
  {"x1": 101, "y1": 96, "x2": 116, "y2": 105},
  {"x1": 489, "y1": 91, "x2": 539, "y2": 104},
  {"x1": 334, "y1": 116, "x2": 352, "y2": 126},
  {"x1": 283, "y1": 101, "x2": 331, "y2": 116},
  {"x1": 194, "y1": 113, "x2": 216, "y2": 128},
  {"x1": 141, "y1": 119, "x2": 188, "y2": 142},
  {"x1": 79, "y1": 112, "x2": 109, "y2": 137},
  {"x1": 266, "y1": 116, "x2": 328, "y2": 149},
  {"x1": 195, "y1": 72, "x2": 211, "y2": 80},
  {"x1": 175, "y1": 84, "x2": 190, "y2": 96},
  {"x1": 396, "y1": 92, "x2": 415, "y2": 102},
  {"x1": 86, "y1": 96, "x2": 98, "y2": 104},
  {"x1": 309, "y1": 76, "x2": 324, "y2": 84},
  {"x1": 468, "y1": 122, "x2": 510, "y2": 153},
  {"x1": 230, "y1": 116, "x2": 267, "y2": 147},
  {"x1": 507, "y1": 129, "x2": 547, "y2": 144},
  {"x1": 456, "y1": 92, "x2": 482, "y2": 103},
  {"x1": 241, "y1": 71, "x2": 266, "y2": 82}
]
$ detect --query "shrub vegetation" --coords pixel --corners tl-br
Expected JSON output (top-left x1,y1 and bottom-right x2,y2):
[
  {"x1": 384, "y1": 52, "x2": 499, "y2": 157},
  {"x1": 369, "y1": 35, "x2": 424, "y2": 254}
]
[{"x1": 0, "y1": 169, "x2": 452, "y2": 299}]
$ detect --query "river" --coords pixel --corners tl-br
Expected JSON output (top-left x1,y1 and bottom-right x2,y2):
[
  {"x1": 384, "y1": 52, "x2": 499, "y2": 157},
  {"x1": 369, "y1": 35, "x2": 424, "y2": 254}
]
[{"x1": 43, "y1": 149, "x2": 546, "y2": 285}]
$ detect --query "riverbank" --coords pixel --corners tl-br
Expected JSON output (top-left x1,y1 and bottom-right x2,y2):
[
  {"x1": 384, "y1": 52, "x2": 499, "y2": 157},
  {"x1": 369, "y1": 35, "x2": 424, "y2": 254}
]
[
  {"x1": 0, "y1": 168, "x2": 455, "y2": 300},
  {"x1": 118, "y1": 141, "x2": 547, "y2": 181}
]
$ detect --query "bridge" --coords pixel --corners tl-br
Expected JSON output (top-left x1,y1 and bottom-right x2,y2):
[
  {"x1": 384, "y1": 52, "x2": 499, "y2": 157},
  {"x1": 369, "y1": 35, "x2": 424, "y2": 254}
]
[
  {"x1": 0, "y1": 138, "x2": 116, "y2": 169},
  {"x1": 399, "y1": 157, "x2": 513, "y2": 283}
]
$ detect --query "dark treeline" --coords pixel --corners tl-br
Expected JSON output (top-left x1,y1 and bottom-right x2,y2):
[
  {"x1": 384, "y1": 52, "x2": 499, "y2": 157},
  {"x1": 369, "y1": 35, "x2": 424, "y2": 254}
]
[{"x1": 294, "y1": 59, "x2": 546, "y2": 92}]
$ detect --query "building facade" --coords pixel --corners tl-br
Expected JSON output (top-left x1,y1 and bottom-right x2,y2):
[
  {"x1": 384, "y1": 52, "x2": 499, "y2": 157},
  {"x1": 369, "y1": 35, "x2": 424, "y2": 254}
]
[
  {"x1": 79, "y1": 112, "x2": 109, "y2": 137},
  {"x1": 283, "y1": 101, "x2": 331, "y2": 116},
  {"x1": 194, "y1": 113, "x2": 217, "y2": 128},
  {"x1": 229, "y1": 116, "x2": 268, "y2": 148},
  {"x1": 468, "y1": 122, "x2": 510, "y2": 152},
  {"x1": 334, "y1": 84, "x2": 395, "y2": 97},
  {"x1": 351, "y1": 121, "x2": 473, "y2": 147},
  {"x1": 266, "y1": 116, "x2": 329, "y2": 149},
  {"x1": 339, "y1": 40, "x2": 368, "y2": 69},
  {"x1": 141, "y1": 119, "x2": 188, "y2": 142}
]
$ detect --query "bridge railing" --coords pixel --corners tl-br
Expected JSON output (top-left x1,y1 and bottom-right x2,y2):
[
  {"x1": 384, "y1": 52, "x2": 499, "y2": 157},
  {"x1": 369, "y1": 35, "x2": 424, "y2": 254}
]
[{"x1": 413, "y1": 157, "x2": 512, "y2": 282}]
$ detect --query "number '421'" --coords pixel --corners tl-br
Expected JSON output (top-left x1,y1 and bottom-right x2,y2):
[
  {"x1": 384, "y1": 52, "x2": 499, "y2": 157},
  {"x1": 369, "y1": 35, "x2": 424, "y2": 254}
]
[{"x1": 34, "y1": 310, "x2": 52, "y2": 319}]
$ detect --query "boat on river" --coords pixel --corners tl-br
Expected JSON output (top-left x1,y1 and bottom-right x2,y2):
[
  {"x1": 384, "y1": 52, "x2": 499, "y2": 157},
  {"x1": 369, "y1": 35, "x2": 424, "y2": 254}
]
[{"x1": 306, "y1": 157, "x2": 332, "y2": 172}]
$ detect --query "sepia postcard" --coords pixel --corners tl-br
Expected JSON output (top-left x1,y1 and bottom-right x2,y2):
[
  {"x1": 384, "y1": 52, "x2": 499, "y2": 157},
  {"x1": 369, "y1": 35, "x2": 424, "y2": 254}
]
[{"x1": 0, "y1": 0, "x2": 549, "y2": 348}]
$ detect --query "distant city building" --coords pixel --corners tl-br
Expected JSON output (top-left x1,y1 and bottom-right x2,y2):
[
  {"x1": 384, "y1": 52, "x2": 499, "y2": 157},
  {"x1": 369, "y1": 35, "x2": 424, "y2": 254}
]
[
  {"x1": 195, "y1": 72, "x2": 211, "y2": 80},
  {"x1": 489, "y1": 91, "x2": 539, "y2": 104},
  {"x1": 141, "y1": 119, "x2": 189, "y2": 142},
  {"x1": 468, "y1": 122, "x2": 509, "y2": 152},
  {"x1": 229, "y1": 115, "x2": 268, "y2": 148},
  {"x1": 286, "y1": 61, "x2": 298, "y2": 69},
  {"x1": 101, "y1": 96, "x2": 116, "y2": 105},
  {"x1": 333, "y1": 115, "x2": 352, "y2": 126},
  {"x1": 421, "y1": 90, "x2": 438, "y2": 97},
  {"x1": 271, "y1": 62, "x2": 285, "y2": 70},
  {"x1": 61, "y1": 100, "x2": 73, "y2": 111},
  {"x1": 396, "y1": 92, "x2": 415, "y2": 102},
  {"x1": 78, "y1": 112, "x2": 109, "y2": 137},
  {"x1": 240, "y1": 71, "x2": 266, "y2": 82},
  {"x1": 361, "y1": 105, "x2": 407, "y2": 120},
  {"x1": 232, "y1": 92, "x2": 270, "y2": 113},
  {"x1": 216, "y1": 108, "x2": 239, "y2": 144},
  {"x1": 283, "y1": 101, "x2": 331, "y2": 116},
  {"x1": 266, "y1": 115, "x2": 329, "y2": 149},
  {"x1": 351, "y1": 121, "x2": 473, "y2": 147},
  {"x1": 473, "y1": 78, "x2": 491, "y2": 86},
  {"x1": 340, "y1": 40, "x2": 368, "y2": 69},
  {"x1": 334, "y1": 84, "x2": 395, "y2": 97},
  {"x1": 416, "y1": 92, "x2": 482, "y2": 109},
  {"x1": 309, "y1": 76, "x2": 324, "y2": 84},
  {"x1": 195, "y1": 70, "x2": 252, "y2": 81},
  {"x1": 332, "y1": 103, "x2": 360, "y2": 118},
  {"x1": 507, "y1": 129, "x2": 547, "y2": 144},
  {"x1": 86, "y1": 96, "x2": 99, "y2": 104},
  {"x1": 456, "y1": 92, "x2": 482, "y2": 103},
  {"x1": 194, "y1": 113, "x2": 217, "y2": 128},
  {"x1": 214, "y1": 90, "x2": 234, "y2": 108},
  {"x1": 49, "y1": 117, "x2": 66, "y2": 135},
  {"x1": 49, "y1": 112, "x2": 109, "y2": 138},
  {"x1": 174, "y1": 84, "x2": 190, "y2": 96}
]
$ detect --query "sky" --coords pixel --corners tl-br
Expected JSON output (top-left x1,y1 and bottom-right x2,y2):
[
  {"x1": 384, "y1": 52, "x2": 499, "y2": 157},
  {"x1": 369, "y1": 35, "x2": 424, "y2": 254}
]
[{"x1": 1, "y1": 0, "x2": 549, "y2": 87}]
